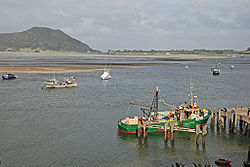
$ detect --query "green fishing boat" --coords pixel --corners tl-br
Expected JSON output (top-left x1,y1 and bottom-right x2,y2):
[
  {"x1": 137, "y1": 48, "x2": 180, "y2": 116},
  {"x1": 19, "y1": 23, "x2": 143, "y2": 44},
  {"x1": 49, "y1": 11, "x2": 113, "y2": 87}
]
[{"x1": 118, "y1": 86, "x2": 211, "y2": 134}]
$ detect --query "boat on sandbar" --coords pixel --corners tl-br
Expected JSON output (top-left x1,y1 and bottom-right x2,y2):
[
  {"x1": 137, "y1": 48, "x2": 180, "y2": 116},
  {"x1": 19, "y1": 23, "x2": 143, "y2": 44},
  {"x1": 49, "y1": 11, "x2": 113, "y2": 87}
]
[
  {"x1": 2, "y1": 73, "x2": 17, "y2": 80},
  {"x1": 118, "y1": 86, "x2": 211, "y2": 134}
]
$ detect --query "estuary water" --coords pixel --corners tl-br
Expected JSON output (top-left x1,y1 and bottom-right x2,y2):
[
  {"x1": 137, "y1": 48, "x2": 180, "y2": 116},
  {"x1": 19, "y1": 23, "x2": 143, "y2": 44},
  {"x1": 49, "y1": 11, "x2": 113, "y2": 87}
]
[{"x1": 0, "y1": 53, "x2": 249, "y2": 166}]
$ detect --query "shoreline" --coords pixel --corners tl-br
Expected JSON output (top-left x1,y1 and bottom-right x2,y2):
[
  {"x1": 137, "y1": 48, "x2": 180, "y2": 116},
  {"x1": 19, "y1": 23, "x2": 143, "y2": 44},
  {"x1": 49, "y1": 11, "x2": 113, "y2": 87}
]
[
  {"x1": 0, "y1": 52, "x2": 228, "y2": 73},
  {"x1": 0, "y1": 51, "x2": 227, "y2": 59}
]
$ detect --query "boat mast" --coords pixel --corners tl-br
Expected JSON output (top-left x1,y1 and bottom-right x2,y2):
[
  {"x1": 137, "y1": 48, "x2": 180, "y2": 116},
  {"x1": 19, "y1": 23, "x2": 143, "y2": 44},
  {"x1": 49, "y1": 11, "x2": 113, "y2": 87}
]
[
  {"x1": 155, "y1": 86, "x2": 159, "y2": 113},
  {"x1": 190, "y1": 87, "x2": 194, "y2": 107},
  {"x1": 152, "y1": 86, "x2": 159, "y2": 120}
]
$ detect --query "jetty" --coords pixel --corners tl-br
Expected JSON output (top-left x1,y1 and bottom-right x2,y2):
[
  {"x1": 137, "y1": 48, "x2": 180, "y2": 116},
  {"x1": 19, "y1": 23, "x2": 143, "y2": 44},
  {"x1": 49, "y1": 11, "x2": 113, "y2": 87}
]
[
  {"x1": 136, "y1": 118, "x2": 208, "y2": 146},
  {"x1": 210, "y1": 105, "x2": 250, "y2": 135}
]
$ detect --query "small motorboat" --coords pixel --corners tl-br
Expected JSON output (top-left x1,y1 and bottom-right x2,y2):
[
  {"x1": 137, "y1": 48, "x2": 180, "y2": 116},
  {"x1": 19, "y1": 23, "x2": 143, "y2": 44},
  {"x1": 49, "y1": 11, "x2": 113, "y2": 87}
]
[
  {"x1": 185, "y1": 65, "x2": 189, "y2": 69},
  {"x1": 211, "y1": 66, "x2": 220, "y2": 75},
  {"x1": 230, "y1": 65, "x2": 235, "y2": 69},
  {"x1": 43, "y1": 76, "x2": 77, "y2": 89},
  {"x1": 2, "y1": 73, "x2": 16, "y2": 80}
]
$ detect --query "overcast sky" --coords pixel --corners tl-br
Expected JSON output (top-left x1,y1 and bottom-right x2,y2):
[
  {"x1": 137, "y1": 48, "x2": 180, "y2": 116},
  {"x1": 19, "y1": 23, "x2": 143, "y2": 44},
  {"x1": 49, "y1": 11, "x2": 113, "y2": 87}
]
[{"x1": 0, "y1": 0, "x2": 249, "y2": 51}]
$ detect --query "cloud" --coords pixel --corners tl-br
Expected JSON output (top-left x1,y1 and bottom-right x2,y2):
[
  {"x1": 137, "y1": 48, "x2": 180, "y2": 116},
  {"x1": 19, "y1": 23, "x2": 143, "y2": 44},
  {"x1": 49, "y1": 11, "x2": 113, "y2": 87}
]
[{"x1": 0, "y1": 0, "x2": 249, "y2": 51}]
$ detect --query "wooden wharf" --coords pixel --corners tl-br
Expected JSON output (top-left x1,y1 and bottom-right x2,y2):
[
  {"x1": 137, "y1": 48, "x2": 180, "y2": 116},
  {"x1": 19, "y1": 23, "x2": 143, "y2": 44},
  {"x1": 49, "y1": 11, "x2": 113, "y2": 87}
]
[
  {"x1": 137, "y1": 118, "x2": 208, "y2": 146},
  {"x1": 211, "y1": 105, "x2": 250, "y2": 135},
  {"x1": 136, "y1": 105, "x2": 250, "y2": 146}
]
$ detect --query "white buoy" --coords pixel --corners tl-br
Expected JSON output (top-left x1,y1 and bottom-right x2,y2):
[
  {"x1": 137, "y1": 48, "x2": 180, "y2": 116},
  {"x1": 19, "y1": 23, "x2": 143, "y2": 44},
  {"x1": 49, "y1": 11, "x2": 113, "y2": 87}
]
[
  {"x1": 230, "y1": 65, "x2": 235, "y2": 69},
  {"x1": 185, "y1": 65, "x2": 189, "y2": 69}
]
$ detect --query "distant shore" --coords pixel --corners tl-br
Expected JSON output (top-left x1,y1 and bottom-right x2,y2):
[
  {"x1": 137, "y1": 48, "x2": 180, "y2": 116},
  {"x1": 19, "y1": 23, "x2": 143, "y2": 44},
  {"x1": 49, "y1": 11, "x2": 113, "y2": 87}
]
[
  {"x1": 0, "y1": 52, "x2": 227, "y2": 73},
  {"x1": 0, "y1": 51, "x2": 227, "y2": 59}
]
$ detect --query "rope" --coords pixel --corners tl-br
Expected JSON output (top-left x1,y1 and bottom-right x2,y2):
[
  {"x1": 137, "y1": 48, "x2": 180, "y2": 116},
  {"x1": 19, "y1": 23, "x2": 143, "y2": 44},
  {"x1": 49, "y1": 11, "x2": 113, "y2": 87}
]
[
  {"x1": 159, "y1": 98, "x2": 177, "y2": 109},
  {"x1": 132, "y1": 91, "x2": 155, "y2": 102}
]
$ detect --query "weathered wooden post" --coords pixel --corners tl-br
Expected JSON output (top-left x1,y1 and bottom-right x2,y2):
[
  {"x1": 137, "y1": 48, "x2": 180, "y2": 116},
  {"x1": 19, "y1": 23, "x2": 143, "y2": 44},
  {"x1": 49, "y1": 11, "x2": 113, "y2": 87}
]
[
  {"x1": 202, "y1": 125, "x2": 207, "y2": 146},
  {"x1": 164, "y1": 121, "x2": 169, "y2": 142},
  {"x1": 211, "y1": 107, "x2": 215, "y2": 127},
  {"x1": 242, "y1": 122, "x2": 248, "y2": 135},
  {"x1": 170, "y1": 121, "x2": 175, "y2": 143},
  {"x1": 221, "y1": 116, "x2": 225, "y2": 130},
  {"x1": 224, "y1": 116, "x2": 227, "y2": 127},
  {"x1": 240, "y1": 115, "x2": 243, "y2": 129},
  {"x1": 227, "y1": 112, "x2": 231, "y2": 129},
  {"x1": 231, "y1": 113, "x2": 234, "y2": 131},
  {"x1": 243, "y1": 145, "x2": 250, "y2": 167},
  {"x1": 137, "y1": 118, "x2": 142, "y2": 138},
  {"x1": 196, "y1": 124, "x2": 200, "y2": 145},
  {"x1": 143, "y1": 120, "x2": 147, "y2": 139},
  {"x1": 180, "y1": 112, "x2": 184, "y2": 127},
  {"x1": 234, "y1": 113, "x2": 238, "y2": 133},
  {"x1": 218, "y1": 109, "x2": 222, "y2": 127}
]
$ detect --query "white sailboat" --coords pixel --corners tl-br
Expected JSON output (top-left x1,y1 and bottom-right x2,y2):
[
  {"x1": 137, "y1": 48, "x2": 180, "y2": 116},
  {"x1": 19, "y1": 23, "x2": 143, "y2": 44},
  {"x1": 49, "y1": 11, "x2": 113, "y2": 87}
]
[{"x1": 100, "y1": 65, "x2": 111, "y2": 80}]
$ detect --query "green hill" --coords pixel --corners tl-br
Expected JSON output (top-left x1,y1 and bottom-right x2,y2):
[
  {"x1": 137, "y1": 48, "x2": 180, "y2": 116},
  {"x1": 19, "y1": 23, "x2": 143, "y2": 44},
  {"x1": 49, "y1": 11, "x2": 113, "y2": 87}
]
[{"x1": 0, "y1": 27, "x2": 100, "y2": 53}]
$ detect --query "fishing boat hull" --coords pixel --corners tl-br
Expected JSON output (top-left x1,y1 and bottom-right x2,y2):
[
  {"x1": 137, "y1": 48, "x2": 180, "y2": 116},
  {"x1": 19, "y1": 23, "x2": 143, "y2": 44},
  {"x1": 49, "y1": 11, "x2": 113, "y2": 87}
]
[
  {"x1": 118, "y1": 110, "x2": 211, "y2": 134},
  {"x1": 45, "y1": 83, "x2": 77, "y2": 89}
]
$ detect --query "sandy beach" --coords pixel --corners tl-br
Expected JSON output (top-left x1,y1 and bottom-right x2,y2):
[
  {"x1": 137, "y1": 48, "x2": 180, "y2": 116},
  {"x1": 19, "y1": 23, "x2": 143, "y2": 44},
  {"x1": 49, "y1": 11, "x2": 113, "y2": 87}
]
[{"x1": 0, "y1": 66, "x2": 104, "y2": 73}]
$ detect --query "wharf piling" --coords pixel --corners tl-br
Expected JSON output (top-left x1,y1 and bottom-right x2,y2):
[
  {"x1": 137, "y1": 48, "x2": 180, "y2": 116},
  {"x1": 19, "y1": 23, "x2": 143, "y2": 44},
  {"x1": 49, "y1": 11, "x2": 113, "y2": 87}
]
[
  {"x1": 164, "y1": 121, "x2": 169, "y2": 142},
  {"x1": 243, "y1": 145, "x2": 250, "y2": 167},
  {"x1": 137, "y1": 117, "x2": 149, "y2": 139},
  {"x1": 136, "y1": 119, "x2": 207, "y2": 145},
  {"x1": 195, "y1": 124, "x2": 207, "y2": 146},
  {"x1": 211, "y1": 106, "x2": 250, "y2": 135},
  {"x1": 211, "y1": 107, "x2": 216, "y2": 127}
]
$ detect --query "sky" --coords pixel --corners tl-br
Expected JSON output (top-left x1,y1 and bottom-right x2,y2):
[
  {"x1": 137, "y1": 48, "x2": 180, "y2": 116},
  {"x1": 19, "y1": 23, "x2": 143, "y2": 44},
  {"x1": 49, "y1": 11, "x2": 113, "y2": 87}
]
[{"x1": 0, "y1": 0, "x2": 250, "y2": 52}]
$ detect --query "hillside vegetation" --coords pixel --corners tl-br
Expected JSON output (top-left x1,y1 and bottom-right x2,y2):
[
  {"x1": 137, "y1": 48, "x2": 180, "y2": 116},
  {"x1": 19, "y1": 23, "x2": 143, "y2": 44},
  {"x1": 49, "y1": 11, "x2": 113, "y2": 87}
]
[{"x1": 0, "y1": 27, "x2": 100, "y2": 53}]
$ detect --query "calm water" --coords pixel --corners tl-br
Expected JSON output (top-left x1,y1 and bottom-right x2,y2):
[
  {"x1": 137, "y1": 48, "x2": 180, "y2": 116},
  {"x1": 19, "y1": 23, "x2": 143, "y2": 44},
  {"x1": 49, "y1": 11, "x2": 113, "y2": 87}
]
[{"x1": 0, "y1": 53, "x2": 249, "y2": 166}]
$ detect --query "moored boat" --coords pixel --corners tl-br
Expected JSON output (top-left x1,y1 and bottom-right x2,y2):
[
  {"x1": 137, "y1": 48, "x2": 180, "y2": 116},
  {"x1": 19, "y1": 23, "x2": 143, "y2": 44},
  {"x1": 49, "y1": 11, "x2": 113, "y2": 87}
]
[
  {"x1": 100, "y1": 64, "x2": 111, "y2": 80},
  {"x1": 63, "y1": 76, "x2": 77, "y2": 88},
  {"x1": 211, "y1": 66, "x2": 220, "y2": 75},
  {"x1": 2, "y1": 73, "x2": 16, "y2": 80},
  {"x1": 43, "y1": 76, "x2": 77, "y2": 89},
  {"x1": 118, "y1": 87, "x2": 211, "y2": 134}
]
